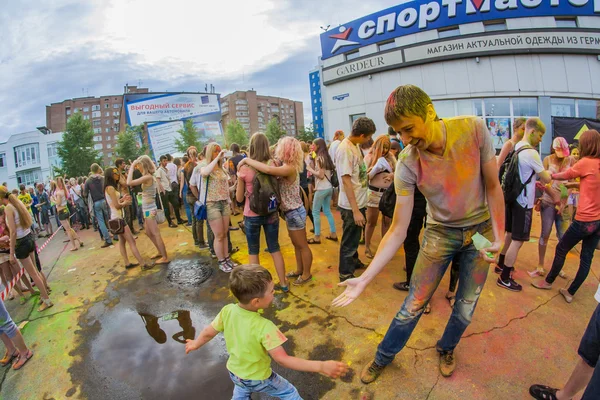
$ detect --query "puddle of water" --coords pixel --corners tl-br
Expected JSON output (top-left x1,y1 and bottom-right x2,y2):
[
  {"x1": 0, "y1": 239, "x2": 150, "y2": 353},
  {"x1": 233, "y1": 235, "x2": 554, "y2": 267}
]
[
  {"x1": 91, "y1": 308, "x2": 232, "y2": 399},
  {"x1": 166, "y1": 259, "x2": 213, "y2": 287}
]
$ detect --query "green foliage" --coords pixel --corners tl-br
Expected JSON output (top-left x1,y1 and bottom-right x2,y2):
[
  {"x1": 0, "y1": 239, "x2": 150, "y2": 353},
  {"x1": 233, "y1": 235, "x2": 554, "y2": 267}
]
[
  {"x1": 265, "y1": 117, "x2": 285, "y2": 145},
  {"x1": 55, "y1": 113, "x2": 101, "y2": 177},
  {"x1": 113, "y1": 125, "x2": 147, "y2": 163},
  {"x1": 225, "y1": 119, "x2": 249, "y2": 147},
  {"x1": 174, "y1": 119, "x2": 202, "y2": 152},
  {"x1": 296, "y1": 124, "x2": 316, "y2": 142}
]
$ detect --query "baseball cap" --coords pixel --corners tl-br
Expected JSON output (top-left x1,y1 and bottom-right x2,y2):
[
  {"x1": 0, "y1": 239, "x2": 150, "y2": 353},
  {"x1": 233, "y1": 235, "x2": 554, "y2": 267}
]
[{"x1": 553, "y1": 137, "x2": 570, "y2": 158}]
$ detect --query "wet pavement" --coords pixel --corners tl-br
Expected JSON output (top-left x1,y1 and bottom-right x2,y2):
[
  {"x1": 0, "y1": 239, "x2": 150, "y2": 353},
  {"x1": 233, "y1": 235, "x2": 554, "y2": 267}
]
[{"x1": 1, "y1": 212, "x2": 599, "y2": 399}]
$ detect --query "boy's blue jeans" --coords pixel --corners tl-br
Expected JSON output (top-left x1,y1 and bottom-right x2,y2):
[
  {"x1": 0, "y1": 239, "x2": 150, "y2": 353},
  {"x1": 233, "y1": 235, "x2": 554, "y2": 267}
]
[
  {"x1": 229, "y1": 371, "x2": 302, "y2": 400},
  {"x1": 374, "y1": 219, "x2": 492, "y2": 366}
]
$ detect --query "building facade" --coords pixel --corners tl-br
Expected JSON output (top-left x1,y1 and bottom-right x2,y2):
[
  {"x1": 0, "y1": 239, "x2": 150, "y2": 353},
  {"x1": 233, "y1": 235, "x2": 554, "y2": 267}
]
[
  {"x1": 46, "y1": 85, "x2": 148, "y2": 165},
  {"x1": 0, "y1": 129, "x2": 63, "y2": 189},
  {"x1": 220, "y1": 90, "x2": 304, "y2": 137},
  {"x1": 316, "y1": 1, "x2": 600, "y2": 155},
  {"x1": 309, "y1": 69, "x2": 325, "y2": 138}
]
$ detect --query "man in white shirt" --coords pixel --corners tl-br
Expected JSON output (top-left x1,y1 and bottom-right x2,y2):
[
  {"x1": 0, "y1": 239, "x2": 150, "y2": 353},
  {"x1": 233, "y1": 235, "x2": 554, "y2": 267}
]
[
  {"x1": 496, "y1": 117, "x2": 551, "y2": 292},
  {"x1": 328, "y1": 130, "x2": 344, "y2": 161},
  {"x1": 156, "y1": 155, "x2": 185, "y2": 228},
  {"x1": 166, "y1": 154, "x2": 178, "y2": 186}
]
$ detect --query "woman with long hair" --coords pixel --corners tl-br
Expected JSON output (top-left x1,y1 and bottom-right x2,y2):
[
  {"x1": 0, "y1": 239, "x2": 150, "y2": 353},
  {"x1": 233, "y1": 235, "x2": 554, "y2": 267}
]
[
  {"x1": 178, "y1": 156, "x2": 193, "y2": 226},
  {"x1": 239, "y1": 136, "x2": 313, "y2": 286},
  {"x1": 52, "y1": 177, "x2": 83, "y2": 251},
  {"x1": 236, "y1": 133, "x2": 287, "y2": 289},
  {"x1": 306, "y1": 138, "x2": 337, "y2": 244},
  {"x1": 299, "y1": 142, "x2": 315, "y2": 232},
  {"x1": 363, "y1": 135, "x2": 395, "y2": 259},
  {"x1": 127, "y1": 155, "x2": 169, "y2": 265},
  {"x1": 183, "y1": 147, "x2": 207, "y2": 248},
  {"x1": 198, "y1": 142, "x2": 236, "y2": 273},
  {"x1": 533, "y1": 130, "x2": 600, "y2": 303},
  {"x1": 104, "y1": 167, "x2": 151, "y2": 270},
  {"x1": 0, "y1": 186, "x2": 53, "y2": 312}
]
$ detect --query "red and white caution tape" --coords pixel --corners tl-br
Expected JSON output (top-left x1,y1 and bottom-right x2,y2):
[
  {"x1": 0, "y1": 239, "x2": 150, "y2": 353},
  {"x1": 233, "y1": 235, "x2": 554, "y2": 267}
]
[
  {"x1": 0, "y1": 260, "x2": 25, "y2": 301},
  {"x1": 37, "y1": 225, "x2": 64, "y2": 254}
]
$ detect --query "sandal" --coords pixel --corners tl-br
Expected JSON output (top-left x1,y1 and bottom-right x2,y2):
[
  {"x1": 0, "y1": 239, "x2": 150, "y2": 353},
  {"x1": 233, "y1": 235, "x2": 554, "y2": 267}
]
[
  {"x1": 307, "y1": 238, "x2": 321, "y2": 245},
  {"x1": 38, "y1": 299, "x2": 54, "y2": 312},
  {"x1": 79, "y1": 242, "x2": 84, "y2": 247},
  {"x1": 70, "y1": 247, "x2": 79, "y2": 252},
  {"x1": 365, "y1": 248, "x2": 374, "y2": 259},
  {"x1": 424, "y1": 303, "x2": 432, "y2": 314},
  {"x1": 142, "y1": 264, "x2": 154, "y2": 271},
  {"x1": 325, "y1": 236, "x2": 338, "y2": 242},
  {"x1": 286, "y1": 271, "x2": 302, "y2": 278},
  {"x1": 125, "y1": 263, "x2": 139, "y2": 269},
  {"x1": 445, "y1": 293, "x2": 456, "y2": 308},
  {"x1": 1, "y1": 350, "x2": 18, "y2": 366},
  {"x1": 12, "y1": 350, "x2": 34, "y2": 370},
  {"x1": 293, "y1": 275, "x2": 313, "y2": 286},
  {"x1": 393, "y1": 282, "x2": 410, "y2": 291},
  {"x1": 529, "y1": 384, "x2": 558, "y2": 400}
]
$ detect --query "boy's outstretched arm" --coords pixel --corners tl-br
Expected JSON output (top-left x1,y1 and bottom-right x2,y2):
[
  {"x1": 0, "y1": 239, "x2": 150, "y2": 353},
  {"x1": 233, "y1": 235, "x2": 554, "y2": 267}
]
[
  {"x1": 185, "y1": 325, "x2": 219, "y2": 354},
  {"x1": 268, "y1": 346, "x2": 348, "y2": 378}
]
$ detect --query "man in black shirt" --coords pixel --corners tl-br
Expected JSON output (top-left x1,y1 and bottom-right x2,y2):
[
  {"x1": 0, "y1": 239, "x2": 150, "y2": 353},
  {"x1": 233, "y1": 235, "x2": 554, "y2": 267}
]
[{"x1": 83, "y1": 163, "x2": 113, "y2": 247}]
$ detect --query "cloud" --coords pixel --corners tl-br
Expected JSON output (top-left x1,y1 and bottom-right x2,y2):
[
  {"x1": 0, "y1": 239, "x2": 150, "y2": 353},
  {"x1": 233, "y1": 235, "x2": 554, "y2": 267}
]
[{"x1": 0, "y1": 0, "x2": 402, "y2": 139}]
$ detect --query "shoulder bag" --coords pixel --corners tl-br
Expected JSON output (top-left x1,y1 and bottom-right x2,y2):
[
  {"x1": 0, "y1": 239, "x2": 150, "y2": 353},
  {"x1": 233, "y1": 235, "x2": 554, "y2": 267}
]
[
  {"x1": 194, "y1": 176, "x2": 209, "y2": 221},
  {"x1": 155, "y1": 179, "x2": 167, "y2": 224}
]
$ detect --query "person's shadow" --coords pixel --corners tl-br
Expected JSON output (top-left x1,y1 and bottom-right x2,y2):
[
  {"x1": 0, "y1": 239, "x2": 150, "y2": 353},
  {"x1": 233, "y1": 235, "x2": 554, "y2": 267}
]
[{"x1": 139, "y1": 311, "x2": 196, "y2": 345}]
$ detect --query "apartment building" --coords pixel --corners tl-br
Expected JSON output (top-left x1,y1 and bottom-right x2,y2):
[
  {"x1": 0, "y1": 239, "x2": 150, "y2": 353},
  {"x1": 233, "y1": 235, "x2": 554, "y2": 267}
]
[
  {"x1": 220, "y1": 90, "x2": 304, "y2": 136},
  {"x1": 46, "y1": 86, "x2": 148, "y2": 165}
]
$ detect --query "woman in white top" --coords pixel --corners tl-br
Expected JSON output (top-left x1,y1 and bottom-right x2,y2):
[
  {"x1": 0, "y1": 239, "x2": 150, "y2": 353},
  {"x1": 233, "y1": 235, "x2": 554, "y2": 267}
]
[
  {"x1": 306, "y1": 138, "x2": 338, "y2": 244},
  {"x1": 127, "y1": 155, "x2": 169, "y2": 265},
  {"x1": 105, "y1": 168, "x2": 149, "y2": 270},
  {"x1": 0, "y1": 185, "x2": 53, "y2": 312},
  {"x1": 52, "y1": 177, "x2": 83, "y2": 251},
  {"x1": 69, "y1": 177, "x2": 90, "y2": 230},
  {"x1": 363, "y1": 135, "x2": 395, "y2": 259}
]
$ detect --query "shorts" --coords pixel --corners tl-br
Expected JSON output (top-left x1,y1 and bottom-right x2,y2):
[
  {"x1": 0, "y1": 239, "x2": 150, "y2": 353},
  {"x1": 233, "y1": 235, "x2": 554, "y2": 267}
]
[
  {"x1": 143, "y1": 206, "x2": 158, "y2": 219},
  {"x1": 244, "y1": 214, "x2": 280, "y2": 255},
  {"x1": 58, "y1": 208, "x2": 70, "y2": 221},
  {"x1": 505, "y1": 201, "x2": 533, "y2": 242},
  {"x1": 284, "y1": 206, "x2": 306, "y2": 231},
  {"x1": 367, "y1": 189, "x2": 384, "y2": 208},
  {"x1": 15, "y1": 233, "x2": 35, "y2": 260},
  {"x1": 207, "y1": 200, "x2": 231, "y2": 221},
  {"x1": 40, "y1": 209, "x2": 50, "y2": 225}
]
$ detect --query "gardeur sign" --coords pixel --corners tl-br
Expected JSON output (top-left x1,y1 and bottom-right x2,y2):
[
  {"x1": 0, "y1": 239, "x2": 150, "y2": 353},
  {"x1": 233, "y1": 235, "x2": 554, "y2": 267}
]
[{"x1": 320, "y1": 0, "x2": 600, "y2": 59}]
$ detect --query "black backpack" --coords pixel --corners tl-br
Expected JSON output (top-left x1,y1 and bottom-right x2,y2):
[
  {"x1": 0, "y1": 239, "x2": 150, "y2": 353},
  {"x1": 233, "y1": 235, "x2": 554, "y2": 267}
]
[
  {"x1": 379, "y1": 181, "x2": 396, "y2": 219},
  {"x1": 499, "y1": 145, "x2": 536, "y2": 204},
  {"x1": 249, "y1": 169, "x2": 281, "y2": 216}
]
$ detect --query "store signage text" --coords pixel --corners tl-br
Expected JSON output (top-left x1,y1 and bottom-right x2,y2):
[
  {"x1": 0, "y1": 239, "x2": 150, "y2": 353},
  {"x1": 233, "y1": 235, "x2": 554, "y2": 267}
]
[
  {"x1": 320, "y1": 0, "x2": 600, "y2": 59},
  {"x1": 323, "y1": 51, "x2": 404, "y2": 84},
  {"x1": 332, "y1": 93, "x2": 350, "y2": 101}
]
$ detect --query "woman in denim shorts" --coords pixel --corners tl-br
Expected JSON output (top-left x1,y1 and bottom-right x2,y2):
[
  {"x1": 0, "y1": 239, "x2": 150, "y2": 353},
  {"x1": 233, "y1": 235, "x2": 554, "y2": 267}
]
[
  {"x1": 240, "y1": 136, "x2": 313, "y2": 286},
  {"x1": 198, "y1": 143, "x2": 237, "y2": 273},
  {"x1": 236, "y1": 133, "x2": 288, "y2": 290}
]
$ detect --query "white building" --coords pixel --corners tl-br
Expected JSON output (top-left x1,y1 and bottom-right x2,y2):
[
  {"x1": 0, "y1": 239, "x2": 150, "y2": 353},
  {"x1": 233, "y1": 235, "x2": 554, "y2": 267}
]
[
  {"x1": 0, "y1": 129, "x2": 63, "y2": 189},
  {"x1": 315, "y1": 0, "x2": 600, "y2": 155}
]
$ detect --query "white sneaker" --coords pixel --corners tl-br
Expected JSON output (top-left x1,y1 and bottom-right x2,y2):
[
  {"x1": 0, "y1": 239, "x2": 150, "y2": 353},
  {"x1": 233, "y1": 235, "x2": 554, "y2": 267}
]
[{"x1": 219, "y1": 261, "x2": 233, "y2": 273}]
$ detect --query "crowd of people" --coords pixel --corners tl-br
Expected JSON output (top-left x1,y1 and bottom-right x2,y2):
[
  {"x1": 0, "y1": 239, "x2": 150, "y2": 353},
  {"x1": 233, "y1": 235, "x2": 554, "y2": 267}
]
[{"x1": 1, "y1": 84, "x2": 599, "y2": 398}]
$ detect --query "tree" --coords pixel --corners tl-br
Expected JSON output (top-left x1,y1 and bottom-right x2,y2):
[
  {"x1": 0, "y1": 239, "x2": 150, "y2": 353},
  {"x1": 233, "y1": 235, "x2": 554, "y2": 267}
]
[
  {"x1": 174, "y1": 119, "x2": 202, "y2": 152},
  {"x1": 114, "y1": 124, "x2": 147, "y2": 163},
  {"x1": 296, "y1": 124, "x2": 316, "y2": 143},
  {"x1": 225, "y1": 119, "x2": 249, "y2": 147},
  {"x1": 56, "y1": 113, "x2": 101, "y2": 177},
  {"x1": 265, "y1": 117, "x2": 285, "y2": 145}
]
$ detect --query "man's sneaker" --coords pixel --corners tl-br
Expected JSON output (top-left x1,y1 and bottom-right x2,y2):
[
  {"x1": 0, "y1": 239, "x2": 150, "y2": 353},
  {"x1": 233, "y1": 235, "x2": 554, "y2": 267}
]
[
  {"x1": 101, "y1": 242, "x2": 112, "y2": 248},
  {"x1": 210, "y1": 251, "x2": 217, "y2": 259},
  {"x1": 339, "y1": 274, "x2": 355, "y2": 283},
  {"x1": 494, "y1": 265, "x2": 502, "y2": 274},
  {"x1": 218, "y1": 261, "x2": 233, "y2": 273},
  {"x1": 439, "y1": 350, "x2": 456, "y2": 377},
  {"x1": 198, "y1": 242, "x2": 209, "y2": 250},
  {"x1": 496, "y1": 276, "x2": 523, "y2": 292},
  {"x1": 360, "y1": 359, "x2": 385, "y2": 384}
]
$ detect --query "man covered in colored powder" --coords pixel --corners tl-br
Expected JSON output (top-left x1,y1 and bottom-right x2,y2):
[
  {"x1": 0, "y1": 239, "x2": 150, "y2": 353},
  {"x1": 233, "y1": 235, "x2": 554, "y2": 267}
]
[{"x1": 332, "y1": 85, "x2": 505, "y2": 383}]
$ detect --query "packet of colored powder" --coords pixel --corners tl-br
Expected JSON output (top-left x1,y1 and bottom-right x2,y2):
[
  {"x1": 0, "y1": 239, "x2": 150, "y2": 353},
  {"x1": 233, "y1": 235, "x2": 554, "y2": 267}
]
[
  {"x1": 472, "y1": 233, "x2": 494, "y2": 258},
  {"x1": 559, "y1": 184, "x2": 568, "y2": 199}
]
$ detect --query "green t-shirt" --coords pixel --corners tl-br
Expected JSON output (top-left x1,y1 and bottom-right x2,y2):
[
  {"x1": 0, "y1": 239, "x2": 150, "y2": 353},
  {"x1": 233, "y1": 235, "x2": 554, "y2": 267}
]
[{"x1": 211, "y1": 303, "x2": 287, "y2": 380}]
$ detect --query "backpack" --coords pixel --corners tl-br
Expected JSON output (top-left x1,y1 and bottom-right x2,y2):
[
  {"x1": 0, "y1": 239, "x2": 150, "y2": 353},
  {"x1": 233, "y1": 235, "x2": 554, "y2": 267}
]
[
  {"x1": 249, "y1": 169, "x2": 281, "y2": 216},
  {"x1": 379, "y1": 181, "x2": 396, "y2": 219},
  {"x1": 499, "y1": 145, "x2": 536, "y2": 204}
]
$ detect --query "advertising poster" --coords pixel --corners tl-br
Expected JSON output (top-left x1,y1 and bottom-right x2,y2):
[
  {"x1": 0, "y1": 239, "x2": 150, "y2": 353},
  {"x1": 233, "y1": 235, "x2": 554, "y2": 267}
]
[
  {"x1": 125, "y1": 93, "x2": 221, "y2": 126},
  {"x1": 486, "y1": 118, "x2": 511, "y2": 150},
  {"x1": 147, "y1": 121, "x2": 184, "y2": 161}
]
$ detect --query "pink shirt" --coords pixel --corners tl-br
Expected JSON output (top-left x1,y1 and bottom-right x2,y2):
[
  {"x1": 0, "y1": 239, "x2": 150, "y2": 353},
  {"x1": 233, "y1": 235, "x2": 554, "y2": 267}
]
[
  {"x1": 238, "y1": 164, "x2": 259, "y2": 217},
  {"x1": 553, "y1": 157, "x2": 600, "y2": 222}
]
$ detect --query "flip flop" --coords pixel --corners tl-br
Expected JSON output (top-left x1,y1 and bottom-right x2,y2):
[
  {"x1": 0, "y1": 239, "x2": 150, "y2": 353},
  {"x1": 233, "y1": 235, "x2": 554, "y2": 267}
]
[
  {"x1": 12, "y1": 350, "x2": 34, "y2": 370},
  {"x1": 154, "y1": 259, "x2": 170, "y2": 265},
  {"x1": 125, "y1": 263, "x2": 139, "y2": 269},
  {"x1": 292, "y1": 275, "x2": 313, "y2": 286},
  {"x1": 151, "y1": 254, "x2": 162, "y2": 259},
  {"x1": 0, "y1": 350, "x2": 18, "y2": 366},
  {"x1": 307, "y1": 238, "x2": 321, "y2": 245},
  {"x1": 286, "y1": 271, "x2": 302, "y2": 278},
  {"x1": 325, "y1": 236, "x2": 338, "y2": 242}
]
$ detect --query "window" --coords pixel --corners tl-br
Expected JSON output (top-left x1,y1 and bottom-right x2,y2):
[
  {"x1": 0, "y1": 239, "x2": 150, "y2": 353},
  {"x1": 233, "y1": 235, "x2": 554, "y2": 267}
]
[
  {"x1": 113, "y1": 119, "x2": 119, "y2": 124},
  {"x1": 107, "y1": 152, "x2": 113, "y2": 158},
  {"x1": 113, "y1": 103, "x2": 120, "y2": 109},
  {"x1": 113, "y1": 111, "x2": 120, "y2": 116},
  {"x1": 105, "y1": 120, "x2": 110, "y2": 125},
  {"x1": 484, "y1": 20, "x2": 506, "y2": 32},
  {"x1": 114, "y1": 135, "x2": 119, "y2": 140},
  {"x1": 94, "y1": 136, "x2": 101, "y2": 142},
  {"x1": 438, "y1": 26, "x2": 460, "y2": 38},
  {"x1": 74, "y1": 108, "x2": 79, "y2": 113},
  {"x1": 92, "y1": 105, "x2": 100, "y2": 111},
  {"x1": 350, "y1": 113, "x2": 366, "y2": 125},
  {"x1": 83, "y1": 107, "x2": 90, "y2": 112},
  {"x1": 92, "y1": 111, "x2": 101, "y2": 118},
  {"x1": 47, "y1": 143, "x2": 58, "y2": 158},
  {"x1": 105, "y1": 103, "x2": 110, "y2": 109},
  {"x1": 512, "y1": 98, "x2": 538, "y2": 117},
  {"x1": 105, "y1": 112, "x2": 109, "y2": 117},
  {"x1": 66, "y1": 108, "x2": 71, "y2": 116},
  {"x1": 14, "y1": 143, "x2": 40, "y2": 168},
  {"x1": 238, "y1": 117, "x2": 250, "y2": 123},
  {"x1": 555, "y1": 17, "x2": 577, "y2": 28},
  {"x1": 346, "y1": 51, "x2": 360, "y2": 61},
  {"x1": 0, "y1": 153, "x2": 5, "y2": 168},
  {"x1": 433, "y1": 100, "x2": 455, "y2": 118},
  {"x1": 578, "y1": 99, "x2": 600, "y2": 119},
  {"x1": 94, "y1": 144, "x2": 103, "y2": 150},
  {"x1": 107, "y1": 143, "x2": 112, "y2": 149},
  {"x1": 551, "y1": 98, "x2": 576, "y2": 117},
  {"x1": 16, "y1": 169, "x2": 42, "y2": 187},
  {"x1": 93, "y1": 120, "x2": 101, "y2": 127},
  {"x1": 235, "y1": 99, "x2": 248, "y2": 105},
  {"x1": 484, "y1": 98, "x2": 510, "y2": 117},
  {"x1": 105, "y1": 128, "x2": 110, "y2": 133},
  {"x1": 378, "y1": 41, "x2": 396, "y2": 51},
  {"x1": 93, "y1": 128, "x2": 101, "y2": 134}
]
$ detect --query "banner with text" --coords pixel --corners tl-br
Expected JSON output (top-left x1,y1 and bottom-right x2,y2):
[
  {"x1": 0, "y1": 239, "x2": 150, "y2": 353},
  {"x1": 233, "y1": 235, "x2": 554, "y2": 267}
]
[
  {"x1": 147, "y1": 121, "x2": 184, "y2": 161},
  {"x1": 125, "y1": 93, "x2": 221, "y2": 126}
]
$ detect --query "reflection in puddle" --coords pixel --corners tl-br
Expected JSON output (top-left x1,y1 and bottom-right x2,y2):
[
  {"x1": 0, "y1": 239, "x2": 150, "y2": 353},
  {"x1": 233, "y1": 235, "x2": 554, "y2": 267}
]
[
  {"x1": 91, "y1": 308, "x2": 231, "y2": 399},
  {"x1": 139, "y1": 311, "x2": 196, "y2": 345}
]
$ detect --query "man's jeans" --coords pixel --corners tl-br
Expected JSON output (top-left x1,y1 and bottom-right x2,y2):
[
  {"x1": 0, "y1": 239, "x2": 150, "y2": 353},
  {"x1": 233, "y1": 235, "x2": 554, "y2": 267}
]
[
  {"x1": 375, "y1": 219, "x2": 492, "y2": 366},
  {"x1": 93, "y1": 199, "x2": 112, "y2": 244},
  {"x1": 229, "y1": 371, "x2": 301, "y2": 400},
  {"x1": 545, "y1": 219, "x2": 600, "y2": 295},
  {"x1": 160, "y1": 190, "x2": 182, "y2": 224},
  {"x1": 339, "y1": 207, "x2": 366, "y2": 278},
  {"x1": 579, "y1": 303, "x2": 600, "y2": 399}
]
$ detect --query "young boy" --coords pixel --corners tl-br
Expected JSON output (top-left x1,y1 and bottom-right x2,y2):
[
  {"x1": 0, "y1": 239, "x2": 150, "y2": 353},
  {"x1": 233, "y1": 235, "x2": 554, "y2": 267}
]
[{"x1": 185, "y1": 264, "x2": 348, "y2": 398}]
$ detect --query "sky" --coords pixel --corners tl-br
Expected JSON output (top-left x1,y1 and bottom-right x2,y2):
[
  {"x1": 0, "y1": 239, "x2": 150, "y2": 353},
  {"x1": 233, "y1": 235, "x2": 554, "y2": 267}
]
[{"x1": 0, "y1": 0, "x2": 403, "y2": 140}]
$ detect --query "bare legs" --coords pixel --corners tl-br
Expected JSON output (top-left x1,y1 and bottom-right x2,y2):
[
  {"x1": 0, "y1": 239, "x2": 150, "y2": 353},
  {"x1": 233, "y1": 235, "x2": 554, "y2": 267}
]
[
  {"x1": 288, "y1": 228, "x2": 313, "y2": 281},
  {"x1": 555, "y1": 357, "x2": 594, "y2": 400},
  {"x1": 144, "y1": 218, "x2": 168, "y2": 263},
  {"x1": 20, "y1": 253, "x2": 52, "y2": 311},
  {"x1": 208, "y1": 216, "x2": 229, "y2": 262},
  {"x1": 249, "y1": 252, "x2": 286, "y2": 288},
  {"x1": 59, "y1": 219, "x2": 81, "y2": 251},
  {"x1": 364, "y1": 206, "x2": 379, "y2": 258},
  {"x1": 118, "y1": 226, "x2": 145, "y2": 266}
]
